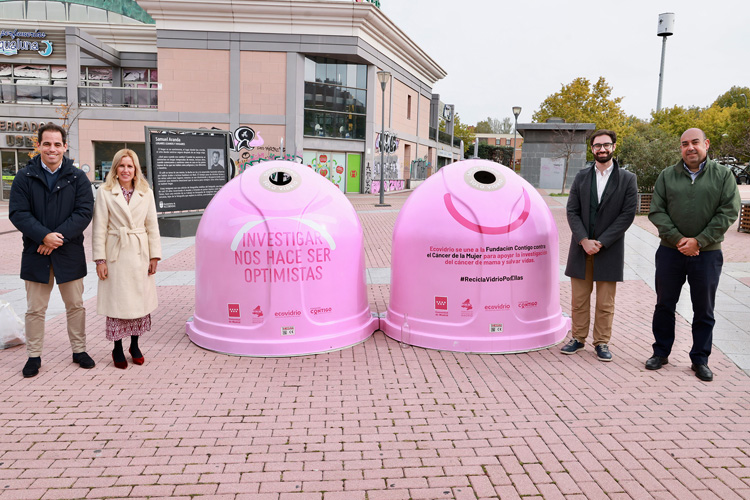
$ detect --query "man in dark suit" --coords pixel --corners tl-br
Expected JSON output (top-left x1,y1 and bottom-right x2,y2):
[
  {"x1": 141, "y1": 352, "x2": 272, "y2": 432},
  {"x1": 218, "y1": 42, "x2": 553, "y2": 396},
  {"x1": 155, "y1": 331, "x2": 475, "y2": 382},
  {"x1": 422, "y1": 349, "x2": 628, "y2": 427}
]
[
  {"x1": 9, "y1": 123, "x2": 95, "y2": 377},
  {"x1": 561, "y1": 129, "x2": 638, "y2": 361}
]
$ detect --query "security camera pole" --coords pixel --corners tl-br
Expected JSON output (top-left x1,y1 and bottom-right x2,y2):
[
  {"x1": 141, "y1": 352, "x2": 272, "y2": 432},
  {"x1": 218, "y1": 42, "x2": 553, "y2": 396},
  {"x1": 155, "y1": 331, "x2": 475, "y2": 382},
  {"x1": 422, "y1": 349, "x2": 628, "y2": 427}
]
[{"x1": 656, "y1": 13, "x2": 675, "y2": 112}]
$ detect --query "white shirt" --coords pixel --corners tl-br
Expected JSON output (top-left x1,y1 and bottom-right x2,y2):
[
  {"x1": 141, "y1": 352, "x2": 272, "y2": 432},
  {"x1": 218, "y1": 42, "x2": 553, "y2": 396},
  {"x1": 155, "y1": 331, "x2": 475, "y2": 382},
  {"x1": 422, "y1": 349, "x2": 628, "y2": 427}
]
[
  {"x1": 595, "y1": 163, "x2": 613, "y2": 202},
  {"x1": 41, "y1": 160, "x2": 61, "y2": 176}
]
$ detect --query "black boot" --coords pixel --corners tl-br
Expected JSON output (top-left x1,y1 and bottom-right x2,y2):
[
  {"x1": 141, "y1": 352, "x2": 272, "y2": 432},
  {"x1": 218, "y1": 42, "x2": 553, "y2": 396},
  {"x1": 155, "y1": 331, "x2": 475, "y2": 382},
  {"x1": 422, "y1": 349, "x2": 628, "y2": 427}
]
[
  {"x1": 23, "y1": 357, "x2": 41, "y2": 378},
  {"x1": 112, "y1": 340, "x2": 127, "y2": 369}
]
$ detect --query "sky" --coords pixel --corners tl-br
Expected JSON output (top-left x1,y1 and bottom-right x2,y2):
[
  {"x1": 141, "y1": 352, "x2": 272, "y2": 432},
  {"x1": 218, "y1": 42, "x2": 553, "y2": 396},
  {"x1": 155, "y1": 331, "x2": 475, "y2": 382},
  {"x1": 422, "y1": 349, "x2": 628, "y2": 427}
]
[{"x1": 380, "y1": 0, "x2": 749, "y2": 127}]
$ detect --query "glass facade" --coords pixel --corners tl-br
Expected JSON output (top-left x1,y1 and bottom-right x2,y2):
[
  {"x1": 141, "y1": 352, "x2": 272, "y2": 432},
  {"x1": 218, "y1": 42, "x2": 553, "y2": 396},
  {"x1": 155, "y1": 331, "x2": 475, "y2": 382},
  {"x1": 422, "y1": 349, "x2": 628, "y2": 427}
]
[
  {"x1": 1, "y1": 148, "x2": 32, "y2": 201},
  {"x1": 0, "y1": 0, "x2": 154, "y2": 24},
  {"x1": 93, "y1": 141, "x2": 146, "y2": 181},
  {"x1": 79, "y1": 67, "x2": 158, "y2": 108},
  {"x1": 0, "y1": 63, "x2": 67, "y2": 104},
  {"x1": 303, "y1": 57, "x2": 367, "y2": 140}
]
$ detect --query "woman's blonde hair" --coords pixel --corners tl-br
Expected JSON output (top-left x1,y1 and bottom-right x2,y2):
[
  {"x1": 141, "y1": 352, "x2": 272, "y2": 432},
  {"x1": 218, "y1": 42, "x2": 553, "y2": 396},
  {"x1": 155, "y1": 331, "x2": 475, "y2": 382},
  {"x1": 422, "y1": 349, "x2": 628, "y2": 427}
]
[{"x1": 102, "y1": 149, "x2": 149, "y2": 193}]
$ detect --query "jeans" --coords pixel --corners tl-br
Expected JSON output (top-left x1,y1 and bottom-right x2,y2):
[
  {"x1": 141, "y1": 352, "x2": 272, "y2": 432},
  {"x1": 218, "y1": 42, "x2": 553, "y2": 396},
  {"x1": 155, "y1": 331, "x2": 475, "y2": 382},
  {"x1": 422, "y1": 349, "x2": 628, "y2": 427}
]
[{"x1": 651, "y1": 246, "x2": 723, "y2": 365}]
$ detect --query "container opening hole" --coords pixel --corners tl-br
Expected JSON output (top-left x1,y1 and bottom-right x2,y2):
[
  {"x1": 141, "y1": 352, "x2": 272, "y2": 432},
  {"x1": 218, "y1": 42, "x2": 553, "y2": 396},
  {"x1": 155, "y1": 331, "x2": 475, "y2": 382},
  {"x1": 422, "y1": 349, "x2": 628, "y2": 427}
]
[
  {"x1": 269, "y1": 171, "x2": 292, "y2": 186},
  {"x1": 473, "y1": 170, "x2": 496, "y2": 185}
]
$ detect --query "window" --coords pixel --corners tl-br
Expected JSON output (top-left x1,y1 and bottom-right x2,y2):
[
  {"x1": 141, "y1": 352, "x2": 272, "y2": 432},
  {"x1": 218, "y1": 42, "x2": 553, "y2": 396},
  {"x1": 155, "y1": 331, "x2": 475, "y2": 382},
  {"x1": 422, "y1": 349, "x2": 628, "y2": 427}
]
[
  {"x1": 506, "y1": 139, "x2": 511, "y2": 146},
  {"x1": 79, "y1": 67, "x2": 158, "y2": 108},
  {"x1": 122, "y1": 68, "x2": 158, "y2": 107},
  {"x1": 2, "y1": 0, "x2": 154, "y2": 24},
  {"x1": 407, "y1": 95, "x2": 412, "y2": 120},
  {"x1": 495, "y1": 139, "x2": 501, "y2": 145},
  {"x1": 303, "y1": 56, "x2": 367, "y2": 140},
  {"x1": 93, "y1": 141, "x2": 147, "y2": 181},
  {"x1": 0, "y1": 63, "x2": 66, "y2": 104},
  {"x1": 80, "y1": 66, "x2": 113, "y2": 87}
]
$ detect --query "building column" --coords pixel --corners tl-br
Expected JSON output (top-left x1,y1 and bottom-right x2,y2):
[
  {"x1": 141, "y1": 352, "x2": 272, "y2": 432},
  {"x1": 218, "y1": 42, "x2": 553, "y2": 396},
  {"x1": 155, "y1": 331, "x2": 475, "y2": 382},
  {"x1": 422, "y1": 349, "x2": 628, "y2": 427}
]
[
  {"x1": 64, "y1": 28, "x2": 81, "y2": 162},
  {"x1": 285, "y1": 52, "x2": 304, "y2": 159},
  {"x1": 229, "y1": 36, "x2": 240, "y2": 137}
]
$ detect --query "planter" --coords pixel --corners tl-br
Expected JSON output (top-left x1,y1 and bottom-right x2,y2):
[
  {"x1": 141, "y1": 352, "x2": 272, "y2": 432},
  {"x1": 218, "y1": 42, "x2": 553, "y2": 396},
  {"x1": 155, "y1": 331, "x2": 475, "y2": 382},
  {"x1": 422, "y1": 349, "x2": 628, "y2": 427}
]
[
  {"x1": 740, "y1": 201, "x2": 750, "y2": 233},
  {"x1": 637, "y1": 193, "x2": 652, "y2": 215}
]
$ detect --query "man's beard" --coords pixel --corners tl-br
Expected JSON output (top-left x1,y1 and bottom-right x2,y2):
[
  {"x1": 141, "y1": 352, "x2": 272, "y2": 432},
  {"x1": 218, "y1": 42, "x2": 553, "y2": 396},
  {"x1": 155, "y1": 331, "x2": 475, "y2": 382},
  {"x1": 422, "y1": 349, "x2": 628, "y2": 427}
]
[{"x1": 595, "y1": 151, "x2": 613, "y2": 163}]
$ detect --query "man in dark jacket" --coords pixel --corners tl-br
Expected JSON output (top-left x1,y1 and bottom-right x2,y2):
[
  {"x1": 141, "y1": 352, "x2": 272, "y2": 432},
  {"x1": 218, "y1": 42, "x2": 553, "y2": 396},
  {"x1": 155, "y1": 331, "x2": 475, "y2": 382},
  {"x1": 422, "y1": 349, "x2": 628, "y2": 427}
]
[
  {"x1": 561, "y1": 129, "x2": 638, "y2": 361},
  {"x1": 9, "y1": 123, "x2": 95, "y2": 378},
  {"x1": 646, "y1": 128, "x2": 740, "y2": 381}
]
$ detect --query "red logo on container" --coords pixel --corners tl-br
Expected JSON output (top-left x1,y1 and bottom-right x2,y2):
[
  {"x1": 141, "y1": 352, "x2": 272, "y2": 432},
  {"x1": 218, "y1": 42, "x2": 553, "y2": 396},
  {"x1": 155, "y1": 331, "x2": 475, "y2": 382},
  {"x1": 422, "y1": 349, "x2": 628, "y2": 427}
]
[
  {"x1": 435, "y1": 296, "x2": 448, "y2": 311},
  {"x1": 228, "y1": 304, "x2": 241, "y2": 318},
  {"x1": 252, "y1": 306, "x2": 263, "y2": 317},
  {"x1": 461, "y1": 299, "x2": 472, "y2": 311}
]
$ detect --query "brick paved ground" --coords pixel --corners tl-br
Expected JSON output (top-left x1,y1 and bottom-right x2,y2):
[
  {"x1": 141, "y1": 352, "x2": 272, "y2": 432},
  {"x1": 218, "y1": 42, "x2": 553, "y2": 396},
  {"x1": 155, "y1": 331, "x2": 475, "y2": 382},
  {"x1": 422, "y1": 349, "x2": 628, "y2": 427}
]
[{"x1": 1, "y1": 187, "x2": 750, "y2": 500}]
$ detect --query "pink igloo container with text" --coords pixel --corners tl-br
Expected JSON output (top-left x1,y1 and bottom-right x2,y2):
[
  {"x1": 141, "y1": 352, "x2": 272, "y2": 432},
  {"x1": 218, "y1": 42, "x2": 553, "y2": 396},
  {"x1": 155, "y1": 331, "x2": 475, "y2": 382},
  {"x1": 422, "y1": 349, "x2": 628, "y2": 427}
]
[
  {"x1": 186, "y1": 160, "x2": 376, "y2": 356},
  {"x1": 384, "y1": 159, "x2": 570, "y2": 353}
]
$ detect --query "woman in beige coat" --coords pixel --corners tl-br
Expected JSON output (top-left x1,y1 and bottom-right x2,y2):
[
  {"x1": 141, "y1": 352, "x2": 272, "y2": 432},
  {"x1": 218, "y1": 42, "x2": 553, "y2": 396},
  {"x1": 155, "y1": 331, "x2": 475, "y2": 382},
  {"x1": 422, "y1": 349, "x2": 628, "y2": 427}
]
[{"x1": 93, "y1": 149, "x2": 161, "y2": 369}]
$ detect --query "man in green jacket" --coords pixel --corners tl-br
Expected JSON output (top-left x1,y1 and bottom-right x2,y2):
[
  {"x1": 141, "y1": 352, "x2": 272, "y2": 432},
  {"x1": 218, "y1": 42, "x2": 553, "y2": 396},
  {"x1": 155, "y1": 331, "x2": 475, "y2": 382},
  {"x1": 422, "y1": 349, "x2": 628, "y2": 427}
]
[{"x1": 645, "y1": 128, "x2": 740, "y2": 381}]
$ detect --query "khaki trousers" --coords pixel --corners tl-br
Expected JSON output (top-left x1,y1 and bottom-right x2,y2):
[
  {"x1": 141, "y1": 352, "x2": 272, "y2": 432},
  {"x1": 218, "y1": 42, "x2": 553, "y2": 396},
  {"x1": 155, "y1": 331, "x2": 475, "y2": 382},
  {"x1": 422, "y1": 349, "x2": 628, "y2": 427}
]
[
  {"x1": 570, "y1": 254, "x2": 617, "y2": 346},
  {"x1": 25, "y1": 266, "x2": 86, "y2": 357}
]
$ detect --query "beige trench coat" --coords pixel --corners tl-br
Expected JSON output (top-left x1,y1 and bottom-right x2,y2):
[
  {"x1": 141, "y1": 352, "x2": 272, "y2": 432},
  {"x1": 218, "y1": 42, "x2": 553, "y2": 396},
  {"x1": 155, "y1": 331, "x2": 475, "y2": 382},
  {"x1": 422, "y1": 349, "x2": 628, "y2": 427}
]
[{"x1": 92, "y1": 185, "x2": 162, "y2": 319}]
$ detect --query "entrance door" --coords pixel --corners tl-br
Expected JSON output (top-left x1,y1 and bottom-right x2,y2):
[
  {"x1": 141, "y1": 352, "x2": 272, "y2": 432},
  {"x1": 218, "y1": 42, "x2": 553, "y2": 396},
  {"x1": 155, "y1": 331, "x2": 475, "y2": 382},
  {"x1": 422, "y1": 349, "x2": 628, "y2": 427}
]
[
  {"x1": 1, "y1": 150, "x2": 21, "y2": 201},
  {"x1": 346, "y1": 153, "x2": 361, "y2": 193}
]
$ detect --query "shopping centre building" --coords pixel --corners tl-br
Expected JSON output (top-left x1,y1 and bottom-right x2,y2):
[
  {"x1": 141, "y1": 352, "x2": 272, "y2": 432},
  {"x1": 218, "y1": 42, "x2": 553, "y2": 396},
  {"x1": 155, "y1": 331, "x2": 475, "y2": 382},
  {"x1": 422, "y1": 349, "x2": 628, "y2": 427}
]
[{"x1": 0, "y1": 0, "x2": 463, "y2": 200}]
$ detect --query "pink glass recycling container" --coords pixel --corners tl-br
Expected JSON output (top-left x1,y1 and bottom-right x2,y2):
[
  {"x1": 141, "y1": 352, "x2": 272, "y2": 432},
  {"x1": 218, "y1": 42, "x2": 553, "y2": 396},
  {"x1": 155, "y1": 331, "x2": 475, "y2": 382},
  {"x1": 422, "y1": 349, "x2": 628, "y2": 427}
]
[
  {"x1": 384, "y1": 159, "x2": 570, "y2": 353},
  {"x1": 186, "y1": 160, "x2": 376, "y2": 356}
]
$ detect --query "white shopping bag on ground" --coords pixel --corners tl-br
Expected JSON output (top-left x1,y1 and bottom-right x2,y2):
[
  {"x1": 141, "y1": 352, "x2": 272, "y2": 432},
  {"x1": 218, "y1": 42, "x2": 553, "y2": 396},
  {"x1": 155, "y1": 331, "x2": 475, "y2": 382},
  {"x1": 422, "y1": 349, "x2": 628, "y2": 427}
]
[{"x1": 0, "y1": 300, "x2": 25, "y2": 349}]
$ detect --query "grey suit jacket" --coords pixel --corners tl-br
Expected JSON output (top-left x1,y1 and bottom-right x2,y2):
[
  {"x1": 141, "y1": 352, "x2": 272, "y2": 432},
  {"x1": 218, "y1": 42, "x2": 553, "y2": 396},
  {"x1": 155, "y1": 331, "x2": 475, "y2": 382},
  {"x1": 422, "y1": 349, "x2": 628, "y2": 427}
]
[{"x1": 564, "y1": 160, "x2": 638, "y2": 282}]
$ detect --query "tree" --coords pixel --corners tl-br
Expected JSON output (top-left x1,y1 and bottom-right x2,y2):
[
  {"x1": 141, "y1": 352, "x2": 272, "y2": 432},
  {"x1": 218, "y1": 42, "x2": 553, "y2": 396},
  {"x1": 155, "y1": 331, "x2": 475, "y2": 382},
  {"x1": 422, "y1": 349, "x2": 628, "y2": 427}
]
[
  {"x1": 475, "y1": 116, "x2": 512, "y2": 134},
  {"x1": 650, "y1": 105, "x2": 701, "y2": 138},
  {"x1": 475, "y1": 117, "x2": 495, "y2": 133},
  {"x1": 551, "y1": 124, "x2": 588, "y2": 194},
  {"x1": 532, "y1": 77, "x2": 632, "y2": 141},
  {"x1": 713, "y1": 86, "x2": 750, "y2": 109},
  {"x1": 652, "y1": 94, "x2": 750, "y2": 162},
  {"x1": 29, "y1": 101, "x2": 83, "y2": 160},
  {"x1": 617, "y1": 122, "x2": 681, "y2": 193},
  {"x1": 440, "y1": 113, "x2": 475, "y2": 152},
  {"x1": 468, "y1": 143, "x2": 513, "y2": 165}
]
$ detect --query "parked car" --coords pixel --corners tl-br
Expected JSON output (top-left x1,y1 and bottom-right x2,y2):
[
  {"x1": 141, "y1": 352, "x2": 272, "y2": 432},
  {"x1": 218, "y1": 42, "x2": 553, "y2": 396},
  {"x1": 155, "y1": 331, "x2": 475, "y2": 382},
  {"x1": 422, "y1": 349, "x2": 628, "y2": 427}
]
[{"x1": 721, "y1": 163, "x2": 750, "y2": 185}]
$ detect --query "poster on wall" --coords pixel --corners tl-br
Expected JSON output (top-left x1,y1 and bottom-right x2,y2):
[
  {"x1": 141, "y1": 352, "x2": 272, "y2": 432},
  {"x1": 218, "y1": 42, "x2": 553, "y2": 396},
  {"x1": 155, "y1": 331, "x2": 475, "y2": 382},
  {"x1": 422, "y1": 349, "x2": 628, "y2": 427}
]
[
  {"x1": 304, "y1": 152, "x2": 346, "y2": 193},
  {"x1": 145, "y1": 127, "x2": 231, "y2": 212},
  {"x1": 539, "y1": 157, "x2": 565, "y2": 190}
]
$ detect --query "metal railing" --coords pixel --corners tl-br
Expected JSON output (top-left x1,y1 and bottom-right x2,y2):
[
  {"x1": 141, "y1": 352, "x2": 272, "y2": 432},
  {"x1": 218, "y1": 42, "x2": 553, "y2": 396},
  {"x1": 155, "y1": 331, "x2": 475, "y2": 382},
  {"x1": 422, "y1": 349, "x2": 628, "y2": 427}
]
[
  {"x1": 0, "y1": 83, "x2": 67, "y2": 105},
  {"x1": 78, "y1": 86, "x2": 158, "y2": 108}
]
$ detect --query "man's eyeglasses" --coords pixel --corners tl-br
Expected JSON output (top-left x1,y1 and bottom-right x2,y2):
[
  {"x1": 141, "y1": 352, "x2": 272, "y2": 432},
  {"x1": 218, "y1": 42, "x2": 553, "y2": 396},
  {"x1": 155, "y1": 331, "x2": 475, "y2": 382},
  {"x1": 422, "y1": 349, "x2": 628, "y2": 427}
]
[{"x1": 592, "y1": 143, "x2": 614, "y2": 151}]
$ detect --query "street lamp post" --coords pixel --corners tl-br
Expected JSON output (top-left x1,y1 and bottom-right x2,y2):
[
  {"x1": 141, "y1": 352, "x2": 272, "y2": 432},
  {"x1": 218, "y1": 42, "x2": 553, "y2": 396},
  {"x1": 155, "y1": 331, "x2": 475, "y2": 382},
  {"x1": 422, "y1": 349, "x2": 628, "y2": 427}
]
[
  {"x1": 376, "y1": 70, "x2": 391, "y2": 206},
  {"x1": 512, "y1": 106, "x2": 521, "y2": 170},
  {"x1": 740, "y1": 93, "x2": 748, "y2": 107}
]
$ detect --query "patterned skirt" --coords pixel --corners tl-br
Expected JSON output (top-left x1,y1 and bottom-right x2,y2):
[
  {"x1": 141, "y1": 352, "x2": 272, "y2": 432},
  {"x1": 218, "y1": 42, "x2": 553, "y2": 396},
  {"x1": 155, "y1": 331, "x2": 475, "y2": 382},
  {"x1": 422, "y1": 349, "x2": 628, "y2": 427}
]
[{"x1": 105, "y1": 314, "x2": 152, "y2": 342}]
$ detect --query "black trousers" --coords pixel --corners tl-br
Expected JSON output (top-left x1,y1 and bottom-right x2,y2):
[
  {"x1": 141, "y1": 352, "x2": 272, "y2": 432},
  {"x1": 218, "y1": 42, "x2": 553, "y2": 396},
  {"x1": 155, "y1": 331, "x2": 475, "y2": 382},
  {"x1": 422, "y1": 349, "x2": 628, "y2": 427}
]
[{"x1": 651, "y1": 246, "x2": 723, "y2": 365}]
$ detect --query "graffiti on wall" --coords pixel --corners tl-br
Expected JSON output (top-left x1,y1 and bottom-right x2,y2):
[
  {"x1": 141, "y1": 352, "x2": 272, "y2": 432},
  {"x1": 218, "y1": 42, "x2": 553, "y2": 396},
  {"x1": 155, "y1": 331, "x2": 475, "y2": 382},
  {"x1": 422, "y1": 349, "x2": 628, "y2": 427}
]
[
  {"x1": 410, "y1": 156, "x2": 431, "y2": 180},
  {"x1": 364, "y1": 162, "x2": 372, "y2": 194},
  {"x1": 370, "y1": 179, "x2": 405, "y2": 194},
  {"x1": 233, "y1": 126, "x2": 301, "y2": 173},
  {"x1": 370, "y1": 155, "x2": 404, "y2": 194},
  {"x1": 373, "y1": 155, "x2": 400, "y2": 180},
  {"x1": 375, "y1": 131, "x2": 399, "y2": 154}
]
